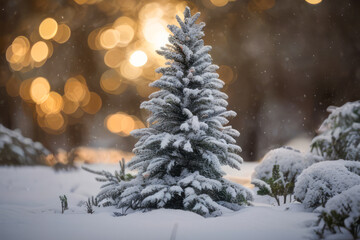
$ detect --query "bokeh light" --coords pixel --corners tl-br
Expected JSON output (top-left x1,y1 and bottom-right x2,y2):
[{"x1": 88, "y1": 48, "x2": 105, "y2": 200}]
[
  {"x1": 31, "y1": 41, "x2": 49, "y2": 62},
  {"x1": 129, "y1": 50, "x2": 148, "y2": 67},
  {"x1": 40, "y1": 91, "x2": 63, "y2": 114},
  {"x1": 64, "y1": 77, "x2": 87, "y2": 103},
  {"x1": 82, "y1": 92, "x2": 102, "y2": 114},
  {"x1": 105, "y1": 112, "x2": 139, "y2": 136},
  {"x1": 100, "y1": 29, "x2": 120, "y2": 49},
  {"x1": 62, "y1": 96, "x2": 79, "y2": 115},
  {"x1": 100, "y1": 69, "x2": 127, "y2": 95},
  {"x1": 19, "y1": 78, "x2": 34, "y2": 102},
  {"x1": 210, "y1": 0, "x2": 229, "y2": 7},
  {"x1": 142, "y1": 18, "x2": 169, "y2": 50},
  {"x1": 39, "y1": 18, "x2": 58, "y2": 40},
  {"x1": 30, "y1": 77, "x2": 50, "y2": 104},
  {"x1": 305, "y1": 0, "x2": 322, "y2": 4},
  {"x1": 104, "y1": 48, "x2": 123, "y2": 68},
  {"x1": 44, "y1": 113, "x2": 65, "y2": 130},
  {"x1": 53, "y1": 24, "x2": 71, "y2": 44},
  {"x1": 120, "y1": 60, "x2": 143, "y2": 80}
]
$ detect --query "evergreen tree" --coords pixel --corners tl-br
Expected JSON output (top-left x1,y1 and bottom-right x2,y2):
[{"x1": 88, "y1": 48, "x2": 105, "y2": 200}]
[
  {"x1": 96, "y1": 7, "x2": 252, "y2": 217},
  {"x1": 311, "y1": 100, "x2": 360, "y2": 161}
]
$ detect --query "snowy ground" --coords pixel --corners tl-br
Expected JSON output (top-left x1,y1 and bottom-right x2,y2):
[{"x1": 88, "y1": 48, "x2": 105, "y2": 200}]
[{"x1": 0, "y1": 163, "x2": 318, "y2": 240}]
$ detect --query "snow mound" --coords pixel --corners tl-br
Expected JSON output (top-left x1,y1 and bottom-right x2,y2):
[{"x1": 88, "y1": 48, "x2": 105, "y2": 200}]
[
  {"x1": 252, "y1": 147, "x2": 322, "y2": 181},
  {"x1": 316, "y1": 185, "x2": 360, "y2": 239},
  {"x1": 294, "y1": 160, "x2": 360, "y2": 209}
]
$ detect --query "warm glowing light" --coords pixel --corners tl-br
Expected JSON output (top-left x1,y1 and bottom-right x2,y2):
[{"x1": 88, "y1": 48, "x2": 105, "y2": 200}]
[
  {"x1": 39, "y1": 18, "x2": 58, "y2": 40},
  {"x1": 12, "y1": 36, "x2": 30, "y2": 57},
  {"x1": 45, "y1": 113, "x2": 65, "y2": 130},
  {"x1": 210, "y1": 0, "x2": 229, "y2": 7},
  {"x1": 64, "y1": 78, "x2": 86, "y2": 102},
  {"x1": 21, "y1": 53, "x2": 32, "y2": 67},
  {"x1": 53, "y1": 24, "x2": 71, "y2": 44},
  {"x1": 139, "y1": 3, "x2": 164, "y2": 20},
  {"x1": 88, "y1": 28, "x2": 102, "y2": 50},
  {"x1": 120, "y1": 61, "x2": 142, "y2": 80},
  {"x1": 19, "y1": 79, "x2": 34, "y2": 102},
  {"x1": 100, "y1": 69, "x2": 127, "y2": 95},
  {"x1": 106, "y1": 113, "x2": 135, "y2": 136},
  {"x1": 9, "y1": 62, "x2": 23, "y2": 71},
  {"x1": 30, "y1": 77, "x2": 50, "y2": 104},
  {"x1": 129, "y1": 50, "x2": 148, "y2": 67},
  {"x1": 31, "y1": 41, "x2": 49, "y2": 62},
  {"x1": 6, "y1": 45, "x2": 25, "y2": 64},
  {"x1": 82, "y1": 92, "x2": 102, "y2": 114},
  {"x1": 104, "y1": 48, "x2": 123, "y2": 68},
  {"x1": 62, "y1": 96, "x2": 79, "y2": 114},
  {"x1": 305, "y1": 0, "x2": 322, "y2": 4},
  {"x1": 100, "y1": 29, "x2": 120, "y2": 49},
  {"x1": 142, "y1": 19, "x2": 168, "y2": 50},
  {"x1": 40, "y1": 91, "x2": 63, "y2": 114},
  {"x1": 115, "y1": 24, "x2": 135, "y2": 46}
]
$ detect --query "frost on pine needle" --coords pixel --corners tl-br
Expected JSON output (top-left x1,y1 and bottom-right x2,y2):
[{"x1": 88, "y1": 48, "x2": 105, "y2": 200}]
[
  {"x1": 315, "y1": 185, "x2": 360, "y2": 240},
  {"x1": 311, "y1": 100, "x2": 360, "y2": 161},
  {"x1": 0, "y1": 124, "x2": 50, "y2": 165},
  {"x1": 82, "y1": 158, "x2": 135, "y2": 206},
  {"x1": 294, "y1": 160, "x2": 360, "y2": 209},
  {"x1": 92, "y1": 7, "x2": 252, "y2": 217},
  {"x1": 251, "y1": 147, "x2": 322, "y2": 205}
]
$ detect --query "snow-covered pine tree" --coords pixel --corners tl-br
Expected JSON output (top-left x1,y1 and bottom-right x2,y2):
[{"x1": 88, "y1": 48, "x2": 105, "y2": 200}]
[
  {"x1": 95, "y1": 7, "x2": 253, "y2": 217},
  {"x1": 0, "y1": 124, "x2": 50, "y2": 165},
  {"x1": 311, "y1": 100, "x2": 360, "y2": 161}
]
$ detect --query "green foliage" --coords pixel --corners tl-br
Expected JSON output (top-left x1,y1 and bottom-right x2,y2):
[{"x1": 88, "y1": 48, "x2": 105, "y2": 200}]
[
  {"x1": 0, "y1": 124, "x2": 50, "y2": 166},
  {"x1": 314, "y1": 185, "x2": 360, "y2": 240},
  {"x1": 316, "y1": 210, "x2": 360, "y2": 240},
  {"x1": 86, "y1": 198, "x2": 95, "y2": 214},
  {"x1": 82, "y1": 158, "x2": 135, "y2": 205},
  {"x1": 252, "y1": 164, "x2": 295, "y2": 206},
  {"x1": 59, "y1": 195, "x2": 68, "y2": 214},
  {"x1": 311, "y1": 101, "x2": 360, "y2": 160}
]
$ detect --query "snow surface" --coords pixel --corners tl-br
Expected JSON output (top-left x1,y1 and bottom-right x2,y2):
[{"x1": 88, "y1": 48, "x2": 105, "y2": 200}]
[
  {"x1": 294, "y1": 160, "x2": 360, "y2": 209},
  {"x1": 0, "y1": 163, "x2": 320, "y2": 240}
]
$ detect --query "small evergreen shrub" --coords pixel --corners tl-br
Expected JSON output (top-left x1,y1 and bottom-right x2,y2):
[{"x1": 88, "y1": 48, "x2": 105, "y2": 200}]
[
  {"x1": 311, "y1": 100, "x2": 360, "y2": 161},
  {"x1": 252, "y1": 164, "x2": 286, "y2": 206},
  {"x1": 82, "y1": 158, "x2": 135, "y2": 206},
  {"x1": 0, "y1": 124, "x2": 50, "y2": 165},
  {"x1": 252, "y1": 147, "x2": 321, "y2": 205},
  {"x1": 86, "y1": 198, "x2": 95, "y2": 214},
  {"x1": 59, "y1": 195, "x2": 68, "y2": 214},
  {"x1": 294, "y1": 160, "x2": 360, "y2": 209},
  {"x1": 315, "y1": 185, "x2": 360, "y2": 240}
]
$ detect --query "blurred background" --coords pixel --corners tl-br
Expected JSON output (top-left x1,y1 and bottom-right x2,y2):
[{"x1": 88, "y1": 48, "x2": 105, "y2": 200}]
[{"x1": 0, "y1": 0, "x2": 359, "y2": 163}]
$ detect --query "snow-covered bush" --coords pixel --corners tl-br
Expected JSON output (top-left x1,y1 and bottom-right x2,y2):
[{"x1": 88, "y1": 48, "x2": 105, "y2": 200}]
[
  {"x1": 315, "y1": 185, "x2": 360, "y2": 240},
  {"x1": 311, "y1": 100, "x2": 360, "y2": 161},
  {"x1": 82, "y1": 158, "x2": 135, "y2": 207},
  {"x1": 92, "y1": 7, "x2": 253, "y2": 217},
  {"x1": 251, "y1": 147, "x2": 322, "y2": 205},
  {"x1": 294, "y1": 160, "x2": 360, "y2": 209},
  {"x1": 0, "y1": 124, "x2": 50, "y2": 165}
]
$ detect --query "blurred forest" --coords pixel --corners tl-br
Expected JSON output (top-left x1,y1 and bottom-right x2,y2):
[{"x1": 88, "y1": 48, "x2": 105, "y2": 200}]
[{"x1": 0, "y1": 0, "x2": 359, "y2": 161}]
